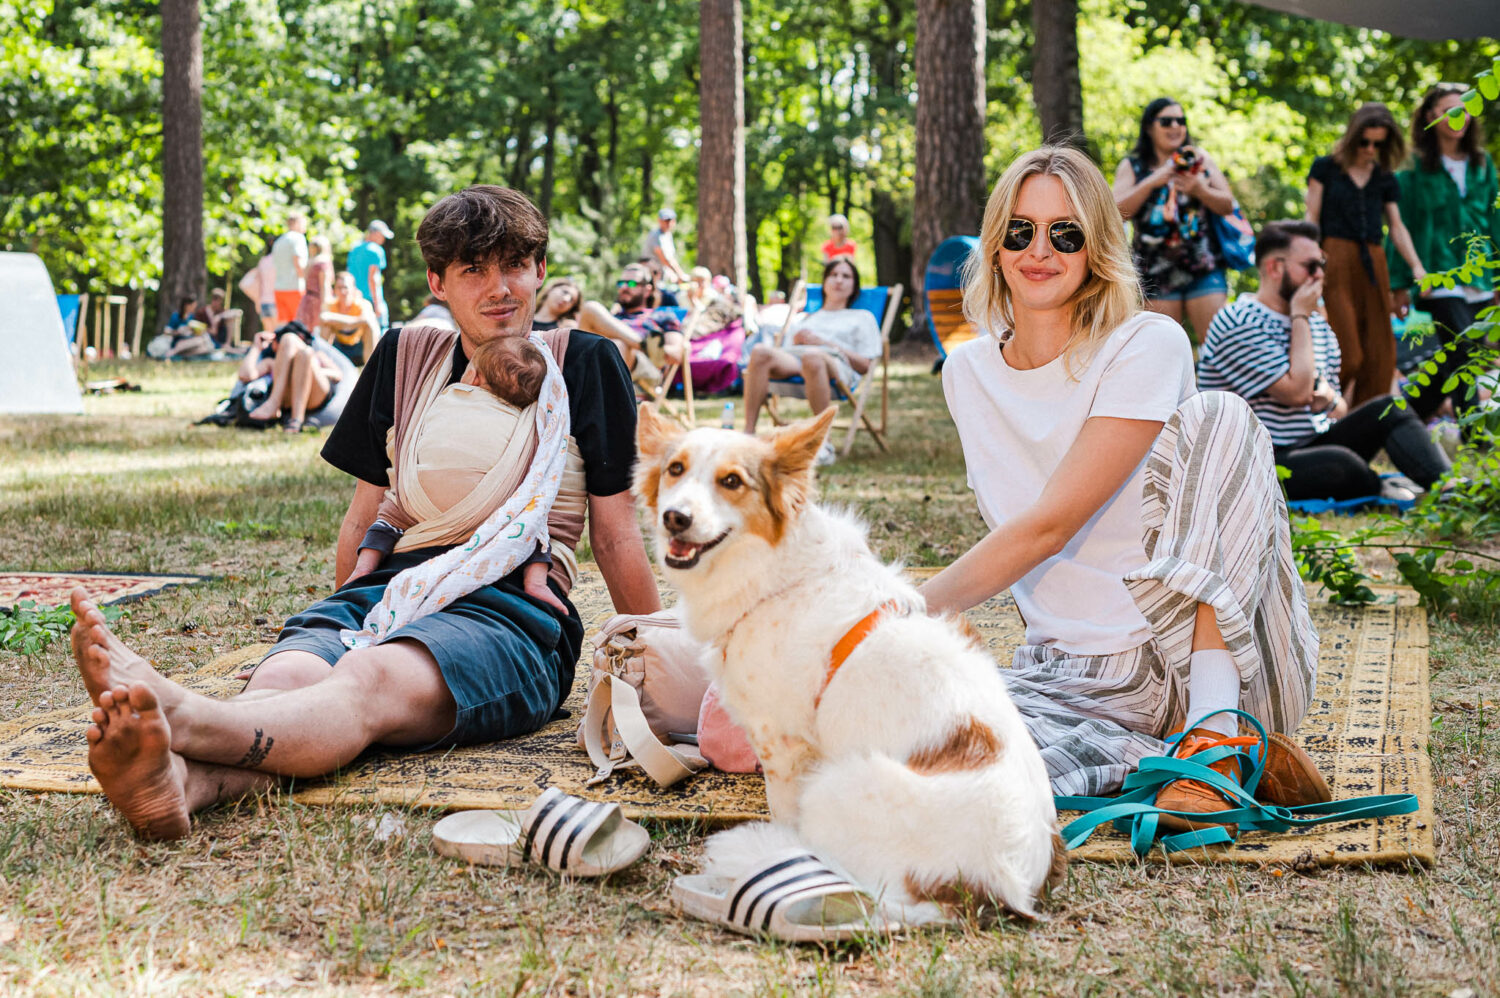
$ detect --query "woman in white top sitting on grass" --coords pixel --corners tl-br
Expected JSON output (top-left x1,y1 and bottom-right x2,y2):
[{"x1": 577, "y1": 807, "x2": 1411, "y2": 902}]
[
  {"x1": 919, "y1": 145, "x2": 1329, "y2": 830},
  {"x1": 742, "y1": 257, "x2": 880, "y2": 465}
]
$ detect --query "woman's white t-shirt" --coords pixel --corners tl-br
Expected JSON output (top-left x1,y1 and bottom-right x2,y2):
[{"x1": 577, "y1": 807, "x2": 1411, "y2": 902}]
[{"x1": 942, "y1": 312, "x2": 1197, "y2": 655}]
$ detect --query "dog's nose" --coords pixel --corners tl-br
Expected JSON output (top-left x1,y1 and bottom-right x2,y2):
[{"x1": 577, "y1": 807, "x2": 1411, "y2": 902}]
[{"x1": 662, "y1": 509, "x2": 692, "y2": 534}]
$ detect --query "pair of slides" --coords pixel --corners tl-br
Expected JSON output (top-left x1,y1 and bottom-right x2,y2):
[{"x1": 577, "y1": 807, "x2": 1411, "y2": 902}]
[{"x1": 432, "y1": 788, "x2": 894, "y2": 943}]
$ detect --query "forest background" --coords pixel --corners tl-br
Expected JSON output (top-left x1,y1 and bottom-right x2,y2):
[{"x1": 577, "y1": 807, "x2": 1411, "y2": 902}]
[{"x1": 3, "y1": 0, "x2": 1498, "y2": 334}]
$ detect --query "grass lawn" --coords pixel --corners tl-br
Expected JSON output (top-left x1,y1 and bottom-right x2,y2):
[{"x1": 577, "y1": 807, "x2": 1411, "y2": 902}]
[{"x1": 0, "y1": 358, "x2": 1495, "y2": 996}]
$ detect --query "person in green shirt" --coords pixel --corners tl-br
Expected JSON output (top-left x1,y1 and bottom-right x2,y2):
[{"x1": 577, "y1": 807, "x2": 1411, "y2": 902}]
[{"x1": 1387, "y1": 83, "x2": 1500, "y2": 423}]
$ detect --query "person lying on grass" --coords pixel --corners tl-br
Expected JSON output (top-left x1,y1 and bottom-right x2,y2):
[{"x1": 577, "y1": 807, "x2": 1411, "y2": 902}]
[
  {"x1": 920, "y1": 145, "x2": 1330, "y2": 830},
  {"x1": 351, "y1": 334, "x2": 563, "y2": 612},
  {"x1": 70, "y1": 184, "x2": 661, "y2": 841}
]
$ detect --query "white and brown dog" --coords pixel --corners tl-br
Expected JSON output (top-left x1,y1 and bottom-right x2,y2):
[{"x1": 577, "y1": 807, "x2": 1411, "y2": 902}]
[{"x1": 634, "y1": 404, "x2": 1064, "y2": 920}]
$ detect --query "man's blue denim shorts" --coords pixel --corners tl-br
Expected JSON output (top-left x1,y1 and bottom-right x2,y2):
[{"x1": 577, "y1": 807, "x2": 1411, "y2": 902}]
[{"x1": 265, "y1": 546, "x2": 583, "y2": 751}]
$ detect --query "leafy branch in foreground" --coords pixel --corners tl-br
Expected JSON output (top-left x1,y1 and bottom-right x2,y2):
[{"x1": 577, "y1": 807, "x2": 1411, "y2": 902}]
[{"x1": 0, "y1": 601, "x2": 126, "y2": 658}]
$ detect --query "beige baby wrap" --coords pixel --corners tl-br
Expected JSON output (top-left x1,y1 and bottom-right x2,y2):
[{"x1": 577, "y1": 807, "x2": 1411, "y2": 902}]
[
  {"x1": 341, "y1": 325, "x2": 583, "y2": 648},
  {"x1": 387, "y1": 383, "x2": 538, "y2": 551}
]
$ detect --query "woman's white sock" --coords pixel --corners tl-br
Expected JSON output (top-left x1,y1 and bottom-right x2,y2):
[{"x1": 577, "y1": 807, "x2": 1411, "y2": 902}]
[{"x1": 1186, "y1": 649, "x2": 1241, "y2": 738}]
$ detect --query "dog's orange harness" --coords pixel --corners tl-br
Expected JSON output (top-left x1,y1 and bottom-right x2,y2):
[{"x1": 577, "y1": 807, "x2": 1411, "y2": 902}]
[{"x1": 815, "y1": 599, "x2": 903, "y2": 708}]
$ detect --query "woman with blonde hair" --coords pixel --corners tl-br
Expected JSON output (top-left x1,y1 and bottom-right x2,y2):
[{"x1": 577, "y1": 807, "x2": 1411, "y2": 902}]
[
  {"x1": 1307, "y1": 102, "x2": 1425, "y2": 405},
  {"x1": 921, "y1": 146, "x2": 1325, "y2": 829}
]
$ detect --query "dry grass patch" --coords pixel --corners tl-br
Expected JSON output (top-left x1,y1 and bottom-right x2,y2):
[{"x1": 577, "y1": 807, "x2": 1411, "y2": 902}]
[{"x1": 0, "y1": 360, "x2": 1493, "y2": 995}]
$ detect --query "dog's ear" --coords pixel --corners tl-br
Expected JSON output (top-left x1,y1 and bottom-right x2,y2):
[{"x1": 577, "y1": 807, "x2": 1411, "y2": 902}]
[
  {"x1": 632, "y1": 403, "x2": 682, "y2": 509},
  {"x1": 636, "y1": 403, "x2": 682, "y2": 462},
  {"x1": 765, "y1": 406, "x2": 837, "y2": 522}
]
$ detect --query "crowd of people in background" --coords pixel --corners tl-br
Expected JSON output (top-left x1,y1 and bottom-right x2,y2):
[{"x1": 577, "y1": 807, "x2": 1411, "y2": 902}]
[
  {"x1": 1109, "y1": 83, "x2": 1498, "y2": 503},
  {"x1": 175, "y1": 80, "x2": 1498, "y2": 503}
]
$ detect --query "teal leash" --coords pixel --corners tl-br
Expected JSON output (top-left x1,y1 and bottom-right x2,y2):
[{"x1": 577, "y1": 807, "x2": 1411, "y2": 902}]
[{"x1": 1055, "y1": 709, "x2": 1420, "y2": 856}]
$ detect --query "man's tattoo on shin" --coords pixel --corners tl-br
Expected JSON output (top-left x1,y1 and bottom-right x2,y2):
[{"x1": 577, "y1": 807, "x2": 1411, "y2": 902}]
[{"x1": 237, "y1": 728, "x2": 274, "y2": 768}]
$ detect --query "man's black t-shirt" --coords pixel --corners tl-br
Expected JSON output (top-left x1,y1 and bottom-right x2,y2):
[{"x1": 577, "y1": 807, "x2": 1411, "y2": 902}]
[{"x1": 320, "y1": 326, "x2": 639, "y2": 498}]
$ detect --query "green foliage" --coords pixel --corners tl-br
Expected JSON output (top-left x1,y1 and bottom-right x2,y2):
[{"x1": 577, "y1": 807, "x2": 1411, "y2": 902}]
[
  {"x1": 0, "y1": 600, "x2": 125, "y2": 658},
  {"x1": 4, "y1": 0, "x2": 1498, "y2": 316}
]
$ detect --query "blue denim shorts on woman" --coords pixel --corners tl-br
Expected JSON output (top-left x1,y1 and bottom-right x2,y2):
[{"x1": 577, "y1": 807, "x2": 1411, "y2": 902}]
[{"x1": 1152, "y1": 268, "x2": 1228, "y2": 302}]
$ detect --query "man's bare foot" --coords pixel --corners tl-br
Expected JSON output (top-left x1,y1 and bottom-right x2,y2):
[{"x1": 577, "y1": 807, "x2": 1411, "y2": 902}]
[
  {"x1": 70, "y1": 588, "x2": 176, "y2": 709},
  {"x1": 86, "y1": 684, "x2": 191, "y2": 841}
]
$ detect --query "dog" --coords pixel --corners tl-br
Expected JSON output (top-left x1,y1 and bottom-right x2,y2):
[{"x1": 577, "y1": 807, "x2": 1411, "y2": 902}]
[{"x1": 634, "y1": 404, "x2": 1064, "y2": 921}]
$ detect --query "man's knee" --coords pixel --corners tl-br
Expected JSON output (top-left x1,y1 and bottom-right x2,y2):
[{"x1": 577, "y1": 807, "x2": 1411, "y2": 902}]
[
  {"x1": 801, "y1": 352, "x2": 829, "y2": 376},
  {"x1": 748, "y1": 343, "x2": 773, "y2": 368},
  {"x1": 245, "y1": 651, "x2": 330, "y2": 692}
]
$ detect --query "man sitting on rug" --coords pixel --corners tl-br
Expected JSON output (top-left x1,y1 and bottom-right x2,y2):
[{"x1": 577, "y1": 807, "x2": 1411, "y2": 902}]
[{"x1": 69, "y1": 185, "x2": 661, "y2": 840}]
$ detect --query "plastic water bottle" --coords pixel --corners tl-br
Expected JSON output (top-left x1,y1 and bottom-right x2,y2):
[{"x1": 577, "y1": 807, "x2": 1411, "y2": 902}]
[{"x1": 720, "y1": 402, "x2": 735, "y2": 430}]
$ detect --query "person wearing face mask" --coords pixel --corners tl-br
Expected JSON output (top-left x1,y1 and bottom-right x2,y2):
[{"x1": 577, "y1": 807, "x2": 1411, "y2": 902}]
[
  {"x1": 1306, "y1": 103, "x2": 1426, "y2": 407},
  {"x1": 923, "y1": 147, "x2": 1326, "y2": 831},
  {"x1": 1388, "y1": 84, "x2": 1500, "y2": 425},
  {"x1": 1198, "y1": 220, "x2": 1452, "y2": 503}
]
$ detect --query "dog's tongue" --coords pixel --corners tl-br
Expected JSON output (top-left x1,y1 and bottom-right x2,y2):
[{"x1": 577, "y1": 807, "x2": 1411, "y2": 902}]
[{"x1": 667, "y1": 538, "x2": 699, "y2": 559}]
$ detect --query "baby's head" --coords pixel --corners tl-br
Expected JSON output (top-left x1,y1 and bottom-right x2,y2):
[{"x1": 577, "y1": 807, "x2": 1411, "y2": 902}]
[{"x1": 470, "y1": 337, "x2": 548, "y2": 409}]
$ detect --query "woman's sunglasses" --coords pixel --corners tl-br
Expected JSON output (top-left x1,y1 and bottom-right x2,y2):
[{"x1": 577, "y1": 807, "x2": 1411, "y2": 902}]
[
  {"x1": 1155, "y1": 115, "x2": 1188, "y2": 127},
  {"x1": 1358, "y1": 136, "x2": 1386, "y2": 149},
  {"x1": 1000, "y1": 219, "x2": 1087, "y2": 255}
]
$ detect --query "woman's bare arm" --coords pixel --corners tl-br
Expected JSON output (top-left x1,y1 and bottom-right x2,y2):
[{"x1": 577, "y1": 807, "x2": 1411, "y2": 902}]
[{"x1": 919, "y1": 415, "x2": 1165, "y2": 615}]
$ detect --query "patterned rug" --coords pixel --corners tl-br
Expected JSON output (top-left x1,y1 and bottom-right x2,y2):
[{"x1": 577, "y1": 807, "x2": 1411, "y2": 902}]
[
  {"x1": 0, "y1": 568, "x2": 1435, "y2": 867},
  {"x1": 0, "y1": 572, "x2": 204, "y2": 610}
]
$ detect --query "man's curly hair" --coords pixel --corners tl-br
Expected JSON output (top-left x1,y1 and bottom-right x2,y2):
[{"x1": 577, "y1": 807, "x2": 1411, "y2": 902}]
[{"x1": 416, "y1": 185, "x2": 548, "y2": 275}]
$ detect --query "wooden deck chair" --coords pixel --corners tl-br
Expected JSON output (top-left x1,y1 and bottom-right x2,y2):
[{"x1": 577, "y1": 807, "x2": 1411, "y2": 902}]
[
  {"x1": 762, "y1": 282, "x2": 902, "y2": 456},
  {"x1": 925, "y1": 236, "x2": 981, "y2": 360}
]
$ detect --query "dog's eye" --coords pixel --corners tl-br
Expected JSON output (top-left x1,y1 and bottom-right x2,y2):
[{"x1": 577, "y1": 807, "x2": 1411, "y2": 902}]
[
  {"x1": 719, "y1": 472, "x2": 743, "y2": 490},
  {"x1": 666, "y1": 461, "x2": 684, "y2": 477}
]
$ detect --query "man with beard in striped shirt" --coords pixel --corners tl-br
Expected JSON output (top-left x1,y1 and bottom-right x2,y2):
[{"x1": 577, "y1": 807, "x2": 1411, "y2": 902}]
[{"x1": 1197, "y1": 219, "x2": 1451, "y2": 504}]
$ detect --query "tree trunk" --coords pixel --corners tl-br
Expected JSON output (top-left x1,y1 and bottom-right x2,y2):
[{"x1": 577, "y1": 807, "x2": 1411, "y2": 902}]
[
  {"x1": 745, "y1": 212, "x2": 762, "y2": 303},
  {"x1": 160, "y1": 0, "x2": 205, "y2": 320},
  {"x1": 912, "y1": 0, "x2": 986, "y2": 315},
  {"x1": 1032, "y1": 0, "x2": 1086, "y2": 148},
  {"x1": 697, "y1": 0, "x2": 747, "y2": 288},
  {"x1": 872, "y1": 190, "x2": 905, "y2": 291},
  {"x1": 578, "y1": 127, "x2": 603, "y2": 217},
  {"x1": 508, "y1": 115, "x2": 533, "y2": 190},
  {"x1": 540, "y1": 106, "x2": 559, "y2": 219}
]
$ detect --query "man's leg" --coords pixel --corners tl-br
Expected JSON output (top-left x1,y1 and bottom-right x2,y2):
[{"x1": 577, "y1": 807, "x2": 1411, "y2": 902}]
[
  {"x1": 72, "y1": 590, "x2": 456, "y2": 778},
  {"x1": 87, "y1": 682, "x2": 275, "y2": 840},
  {"x1": 1316, "y1": 396, "x2": 1452, "y2": 489}
]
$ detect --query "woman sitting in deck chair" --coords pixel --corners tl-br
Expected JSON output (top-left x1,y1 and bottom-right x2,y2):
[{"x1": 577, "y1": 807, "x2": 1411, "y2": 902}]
[{"x1": 742, "y1": 257, "x2": 880, "y2": 466}]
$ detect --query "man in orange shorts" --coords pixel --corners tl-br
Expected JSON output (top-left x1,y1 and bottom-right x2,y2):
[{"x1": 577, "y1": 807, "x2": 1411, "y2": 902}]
[{"x1": 270, "y1": 213, "x2": 309, "y2": 324}]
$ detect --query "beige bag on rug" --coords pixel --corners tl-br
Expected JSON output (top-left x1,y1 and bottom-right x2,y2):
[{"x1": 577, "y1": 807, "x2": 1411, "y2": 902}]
[{"x1": 579, "y1": 610, "x2": 711, "y2": 787}]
